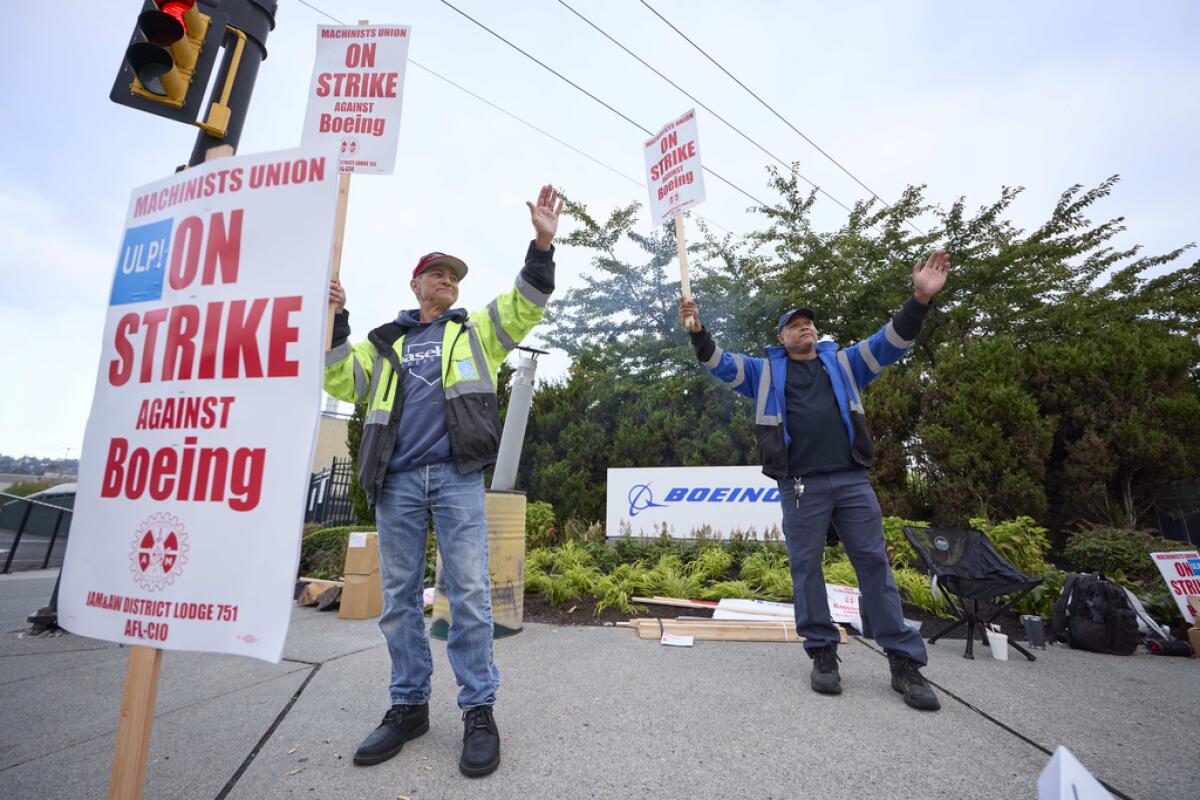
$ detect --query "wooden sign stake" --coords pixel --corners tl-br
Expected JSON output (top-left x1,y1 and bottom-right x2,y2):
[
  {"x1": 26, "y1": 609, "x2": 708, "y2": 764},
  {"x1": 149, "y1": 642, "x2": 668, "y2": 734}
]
[
  {"x1": 325, "y1": 20, "x2": 369, "y2": 351},
  {"x1": 107, "y1": 142, "x2": 233, "y2": 800},
  {"x1": 675, "y1": 213, "x2": 698, "y2": 332}
]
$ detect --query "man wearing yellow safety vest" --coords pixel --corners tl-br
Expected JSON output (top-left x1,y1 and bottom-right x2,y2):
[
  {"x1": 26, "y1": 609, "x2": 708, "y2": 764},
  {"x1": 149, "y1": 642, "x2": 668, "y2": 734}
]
[{"x1": 325, "y1": 185, "x2": 564, "y2": 777}]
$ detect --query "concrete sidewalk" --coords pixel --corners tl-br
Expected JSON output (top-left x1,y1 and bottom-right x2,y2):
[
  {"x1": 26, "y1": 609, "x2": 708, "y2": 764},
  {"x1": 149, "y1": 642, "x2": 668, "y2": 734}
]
[{"x1": 1, "y1": 571, "x2": 1196, "y2": 799}]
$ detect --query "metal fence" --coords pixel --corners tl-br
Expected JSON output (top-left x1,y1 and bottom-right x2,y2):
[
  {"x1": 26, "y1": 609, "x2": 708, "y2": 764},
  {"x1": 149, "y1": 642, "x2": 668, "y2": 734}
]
[
  {"x1": 0, "y1": 492, "x2": 74, "y2": 573},
  {"x1": 305, "y1": 457, "x2": 355, "y2": 527}
]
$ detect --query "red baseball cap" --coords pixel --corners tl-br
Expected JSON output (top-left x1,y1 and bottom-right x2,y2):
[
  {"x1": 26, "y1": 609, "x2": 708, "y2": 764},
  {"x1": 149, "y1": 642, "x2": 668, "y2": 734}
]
[{"x1": 412, "y1": 252, "x2": 469, "y2": 281}]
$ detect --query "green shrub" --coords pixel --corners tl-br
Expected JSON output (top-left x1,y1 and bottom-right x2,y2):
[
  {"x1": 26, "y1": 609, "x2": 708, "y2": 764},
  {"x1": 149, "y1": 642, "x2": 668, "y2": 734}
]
[
  {"x1": 699, "y1": 580, "x2": 765, "y2": 600},
  {"x1": 893, "y1": 567, "x2": 952, "y2": 617},
  {"x1": 644, "y1": 554, "x2": 705, "y2": 599},
  {"x1": 881, "y1": 517, "x2": 924, "y2": 568},
  {"x1": 298, "y1": 525, "x2": 373, "y2": 580},
  {"x1": 821, "y1": 555, "x2": 858, "y2": 588},
  {"x1": 1063, "y1": 526, "x2": 1181, "y2": 582},
  {"x1": 525, "y1": 501, "x2": 557, "y2": 548},
  {"x1": 689, "y1": 546, "x2": 734, "y2": 582},
  {"x1": 970, "y1": 516, "x2": 1053, "y2": 577}
]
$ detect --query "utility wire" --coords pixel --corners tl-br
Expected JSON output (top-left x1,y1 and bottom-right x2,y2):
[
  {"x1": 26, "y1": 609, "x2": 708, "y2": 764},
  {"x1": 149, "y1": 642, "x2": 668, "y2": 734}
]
[
  {"x1": 293, "y1": 0, "x2": 732, "y2": 233},
  {"x1": 435, "y1": 0, "x2": 770, "y2": 210},
  {"x1": 555, "y1": 0, "x2": 856, "y2": 217},
  {"x1": 638, "y1": 0, "x2": 926, "y2": 236}
]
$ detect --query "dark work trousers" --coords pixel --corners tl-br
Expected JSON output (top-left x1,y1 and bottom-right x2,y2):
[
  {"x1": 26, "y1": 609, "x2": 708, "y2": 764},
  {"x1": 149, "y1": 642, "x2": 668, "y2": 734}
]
[{"x1": 778, "y1": 468, "x2": 928, "y2": 664}]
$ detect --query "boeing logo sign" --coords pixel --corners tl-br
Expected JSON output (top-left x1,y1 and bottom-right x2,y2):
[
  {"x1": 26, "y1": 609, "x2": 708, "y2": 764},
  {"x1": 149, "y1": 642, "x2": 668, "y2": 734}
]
[
  {"x1": 608, "y1": 466, "x2": 783, "y2": 541},
  {"x1": 627, "y1": 482, "x2": 782, "y2": 517}
]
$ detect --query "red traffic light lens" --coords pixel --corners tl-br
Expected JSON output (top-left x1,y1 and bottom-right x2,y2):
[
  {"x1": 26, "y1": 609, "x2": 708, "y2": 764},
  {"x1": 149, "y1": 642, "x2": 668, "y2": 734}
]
[{"x1": 139, "y1": 1, "x2": 195, "y2": 45}]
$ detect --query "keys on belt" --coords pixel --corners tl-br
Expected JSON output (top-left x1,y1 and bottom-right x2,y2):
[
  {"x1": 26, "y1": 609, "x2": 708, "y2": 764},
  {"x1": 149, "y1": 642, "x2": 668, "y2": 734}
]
[{"x1": 793, "y1": 476, "x2": 805, "y2": 507}]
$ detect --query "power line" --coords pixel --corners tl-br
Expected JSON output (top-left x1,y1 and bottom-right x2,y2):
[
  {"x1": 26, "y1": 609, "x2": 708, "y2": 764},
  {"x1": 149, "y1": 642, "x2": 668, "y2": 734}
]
[
  {"x1": 554, "y1": 0, "x2": 857, "y2": 218},
  {"x1": 292, "y1": 0, "x2": 732, "y2": 234},
  {"x1": 435, "y1": 0, "x2": 770, "y2": 210},
  {"x1": 638, "y1": 0, "x2": 926, "y2": 236}
]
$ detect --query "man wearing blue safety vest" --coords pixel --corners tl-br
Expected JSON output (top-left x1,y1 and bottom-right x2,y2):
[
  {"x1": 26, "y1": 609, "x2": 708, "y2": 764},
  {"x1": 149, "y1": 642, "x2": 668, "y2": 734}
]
[
  {"x1": 325, "y1": 185, "x2": 564, "y2": 775},
  {"x1": 680, "y1": 250, "x2": 951, "y2": 711}
]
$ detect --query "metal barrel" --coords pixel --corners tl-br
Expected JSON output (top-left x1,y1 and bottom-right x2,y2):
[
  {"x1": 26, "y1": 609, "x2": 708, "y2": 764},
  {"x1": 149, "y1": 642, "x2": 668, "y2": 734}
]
[{"x1": 429, "y1": 490, "x2": 526, "y2": 639}]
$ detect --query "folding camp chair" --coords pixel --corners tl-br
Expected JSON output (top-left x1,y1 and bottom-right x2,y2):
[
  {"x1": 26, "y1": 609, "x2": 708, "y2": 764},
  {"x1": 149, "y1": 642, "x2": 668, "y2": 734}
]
[{"x1": 902, "y1": 526, "x2": 1045, "y2": 661}]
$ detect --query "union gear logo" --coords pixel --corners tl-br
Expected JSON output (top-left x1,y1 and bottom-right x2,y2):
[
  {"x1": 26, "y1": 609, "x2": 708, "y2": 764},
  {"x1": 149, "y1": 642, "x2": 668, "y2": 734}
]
[
  {"x1": 933, "y1": 536, "x2": 950, "y2": 552},
  {"x1": 129, "y1": 512, "x2": 190, "y2": 592}
]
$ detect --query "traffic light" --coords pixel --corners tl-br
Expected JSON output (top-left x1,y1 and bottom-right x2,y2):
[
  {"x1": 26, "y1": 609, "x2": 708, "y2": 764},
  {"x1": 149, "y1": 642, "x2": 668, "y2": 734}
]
[{"x1": 111, "y1": 1, "x2": 229, "y2": 124}]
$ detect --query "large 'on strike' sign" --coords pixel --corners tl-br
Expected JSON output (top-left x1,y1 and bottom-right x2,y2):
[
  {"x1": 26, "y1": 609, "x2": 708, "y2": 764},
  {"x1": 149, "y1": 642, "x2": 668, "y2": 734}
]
[{"x1": 59, "y1": 147, "x2": 338, "y2": 663}]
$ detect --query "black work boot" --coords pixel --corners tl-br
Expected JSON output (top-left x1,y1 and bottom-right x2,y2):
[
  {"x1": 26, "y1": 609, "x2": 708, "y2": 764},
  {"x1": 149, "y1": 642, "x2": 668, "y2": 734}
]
[
  {"x1": 887, "y1": 652, "x2": 941, "y2": 711},
  {"x1": 459, "y1": 705, "x2": 501, "y2": 777},
  {"x1": 808, "y1": 645, "x2": 843, "y2": 695},
  {"x1": 353, "y1": 703, "x2": 429, "y2": 766}
]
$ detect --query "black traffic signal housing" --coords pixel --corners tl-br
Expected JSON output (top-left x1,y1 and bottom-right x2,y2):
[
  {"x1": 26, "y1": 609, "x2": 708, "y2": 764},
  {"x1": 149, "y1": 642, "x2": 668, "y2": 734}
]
[{"x1": 111, "y1": 1, "x2": 229, "y2": 124}]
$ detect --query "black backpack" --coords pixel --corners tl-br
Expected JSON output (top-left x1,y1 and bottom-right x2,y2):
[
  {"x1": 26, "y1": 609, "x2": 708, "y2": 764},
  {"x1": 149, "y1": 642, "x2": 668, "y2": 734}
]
[{"x1": 1051, "y1": 572, "x2": 1140, "y2": 655}]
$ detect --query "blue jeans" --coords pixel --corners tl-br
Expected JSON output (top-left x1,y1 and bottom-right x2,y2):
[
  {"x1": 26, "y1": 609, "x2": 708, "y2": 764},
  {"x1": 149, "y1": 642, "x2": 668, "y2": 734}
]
[
  {"x1": 778, "y1": 469, "x2": 928, "y2": 664},
  {"x1": 375, "y1": 463, "x2": 499, "y2": 709}
]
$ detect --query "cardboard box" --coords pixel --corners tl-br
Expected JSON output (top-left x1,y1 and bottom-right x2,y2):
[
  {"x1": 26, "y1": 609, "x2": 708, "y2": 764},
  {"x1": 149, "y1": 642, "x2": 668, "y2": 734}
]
[
  {"x1": 1188, "y1": 626, "x2": 1200, "y2": 659},
  {"x1": 343, "y1": 531, "x2": 380, "y2": 576},
  {"x1": 1186, "y1": 595, "x2": 1200, "y2": 621},
  {"x1": 339, "y1": 572, "x2": 383, "y2": 620}
]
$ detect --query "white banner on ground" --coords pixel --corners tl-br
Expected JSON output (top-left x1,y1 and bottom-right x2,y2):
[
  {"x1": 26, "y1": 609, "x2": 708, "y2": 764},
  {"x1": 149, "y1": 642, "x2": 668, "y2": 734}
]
[
  {"x1": 1150, "y1": 550, "x2": 1200, "y2": 623},
  {"x1": 826, "y1": 583, "x2": 862, "y2": 630},
  {"x1": 301, "y1": 24, "x2": 411, "y2": 174},
  {"x1": 58, "y1": 147, "x2": 338, "y2": 663},
  {"x1": 607, "y1": 466, "x2": 781, "y2": 540},
  {"x1": 643, "y1": 108, "x2": 706, "y2": 226}
]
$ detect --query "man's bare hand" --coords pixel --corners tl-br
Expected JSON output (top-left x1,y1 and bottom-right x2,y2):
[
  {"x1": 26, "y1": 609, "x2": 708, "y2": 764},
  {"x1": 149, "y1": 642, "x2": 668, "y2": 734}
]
[
  {"x1": 679, "y1": 296, "x2": 702, "y2": 331},
  {"x1": 329, "y1": 279, "x2": 346, "y2": 312},
  {"x1": 912, "y1": 250, "x2": 950, "y2": 304},
  {"x1": 527, "y1": 184, "x2": 565, "y2": 251}
]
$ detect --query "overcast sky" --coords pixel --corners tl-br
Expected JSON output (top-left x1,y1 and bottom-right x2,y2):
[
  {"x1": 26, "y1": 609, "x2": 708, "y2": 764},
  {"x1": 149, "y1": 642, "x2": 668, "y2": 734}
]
[{"x1": 1, "y1": 1, "x2": 1197, "y2": 460}]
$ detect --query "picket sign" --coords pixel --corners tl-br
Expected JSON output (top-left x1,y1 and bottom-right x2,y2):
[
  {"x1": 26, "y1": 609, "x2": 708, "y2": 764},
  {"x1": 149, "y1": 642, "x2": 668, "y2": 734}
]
[
  {"x1": 106, "y1": 143, "x2": 231, "y2": 800},
  {"x1": 643, "y1": 109, "x2": 706, "y2": 333},
  {"x1": 300, "y1": 19, "x2": 412, "y2": 348},
  {"x1": 323, "y1": 20, "x2": 366, "y2": 350}
]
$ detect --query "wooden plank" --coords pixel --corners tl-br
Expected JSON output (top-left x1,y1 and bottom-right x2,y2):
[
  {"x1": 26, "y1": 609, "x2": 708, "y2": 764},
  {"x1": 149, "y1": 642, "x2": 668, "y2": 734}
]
[
  {"x1": 622, "y1": 619, "x2": 848, "y2": 644},
  {"x1": 107, "y1": 646, "x2": 164, "y2": 800},
  {"x1": 631, "y1": 596, "x2": 717, "y2": 610}
]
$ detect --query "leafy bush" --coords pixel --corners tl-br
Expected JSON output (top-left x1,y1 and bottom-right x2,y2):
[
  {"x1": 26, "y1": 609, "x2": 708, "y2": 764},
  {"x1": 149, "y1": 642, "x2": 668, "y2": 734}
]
[
  {"x1": 1062, "y1": 526, "x2": 1181, "y2": 582},
  {"x1": 739, "y1": 549, "x2": 792, "y2": 600},
  {"x1": 699, "y1": 580, "x2": 765, "y2": 600},
  {"x1": 644, "y1": 554, "x2": 705, "y2": 600},
  {"x1": 298, "y1": 526, "x2": 360, "y2": 580},
  {"x1": 525, "y1": 501, "x2": 557, "y2": 548},
  {"x1": 970, "y1": 516, "x2": 1053, "y2": 578},
  {"x1": 689, "y1": 546, "x2": 734, "y2": 582},
  {"x1": 881, "y1": 517, "x2": 923, "y2": 568}
]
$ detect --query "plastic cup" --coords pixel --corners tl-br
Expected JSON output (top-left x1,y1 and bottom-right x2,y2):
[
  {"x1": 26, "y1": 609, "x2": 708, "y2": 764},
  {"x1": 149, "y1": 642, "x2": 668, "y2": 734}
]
[{"x1": 989, "y1": 631, "x2": 1009, "y2": 660}]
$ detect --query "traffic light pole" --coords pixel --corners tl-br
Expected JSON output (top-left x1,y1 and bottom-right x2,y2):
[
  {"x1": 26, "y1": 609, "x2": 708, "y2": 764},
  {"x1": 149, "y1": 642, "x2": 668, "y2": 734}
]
[{"x1": 188, "y1": 0, "x2": 277, "y2": 165}]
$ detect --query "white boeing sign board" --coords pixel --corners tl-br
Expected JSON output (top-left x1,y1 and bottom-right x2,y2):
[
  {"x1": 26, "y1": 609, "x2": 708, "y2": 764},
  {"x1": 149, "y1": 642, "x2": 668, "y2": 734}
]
[
  {"x1": 58, "y1": 146, "x2": 338, "y2": 663},
  {"x1": 301, "y1": 24, "x2": 411, "y2": 174},
  {"x1": 607, "y1": 466, "x2": 782, "y2": 539}
]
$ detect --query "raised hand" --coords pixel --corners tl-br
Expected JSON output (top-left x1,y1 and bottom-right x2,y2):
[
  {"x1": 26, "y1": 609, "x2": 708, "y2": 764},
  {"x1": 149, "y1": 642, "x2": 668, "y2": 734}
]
[
  {"x1": 526, "y1": 184, "x2": 565, "y2": 251},
  {"x1": 912, "y1": 250, "x2": 950, "y2": 304}
]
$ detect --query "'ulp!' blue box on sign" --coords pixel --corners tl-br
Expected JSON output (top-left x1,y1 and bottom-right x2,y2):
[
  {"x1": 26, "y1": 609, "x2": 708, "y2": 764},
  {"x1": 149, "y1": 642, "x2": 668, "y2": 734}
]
[{"x1": 110, "y1": 219, "x2": 173, "y2": 305}]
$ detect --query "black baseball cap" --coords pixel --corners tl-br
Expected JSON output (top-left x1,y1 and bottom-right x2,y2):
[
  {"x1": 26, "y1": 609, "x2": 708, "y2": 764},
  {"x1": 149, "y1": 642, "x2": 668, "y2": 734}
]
[{"x1": 775, "y1": 307, "x2": 816, "y2": 334}]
